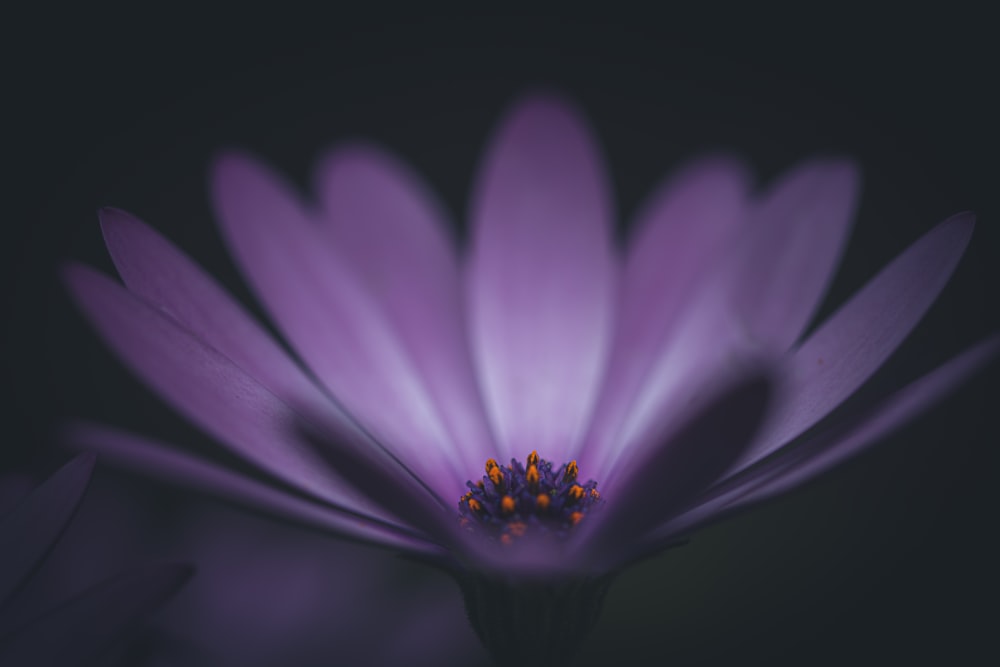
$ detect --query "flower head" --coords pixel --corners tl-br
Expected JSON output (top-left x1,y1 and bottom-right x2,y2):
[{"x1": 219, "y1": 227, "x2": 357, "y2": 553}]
[{"x1": 64, "y1": 93, "x2": 997, "y2": 662}]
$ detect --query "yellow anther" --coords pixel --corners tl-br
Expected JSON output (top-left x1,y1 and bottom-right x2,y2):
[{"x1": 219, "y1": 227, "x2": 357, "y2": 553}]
[
  {"x1": 569, "y1": 511, "x2": 584, "y2": 526},
  {"x1": 467, "y1": 498, "x2": 482, "y2": 512},
  {"x1": 526, "y1": 464, "x2": 540, "y2": 489},
  {"x1": 485, "y1": 458, "x2": 499, "y2": 472},
  {"x1": 563, "y1": 461, "x2": 579, "y2": 482},
  {"x1": 501, "y1": 495, "x2": 516, "y2": 514},
  {"x1": 590, "y1": 489, "x2": 600, "y2": 500},
  {"x1": 476, "y1": 480, "x2": 485, "y2": 489},
  {"x1": 488, "y1": 466, "x2": 504, "y2": 486},
  {"x1": 568, "y1": 484, "x2": 585, "y2": 501},
  {"x1": 526, "y1": 450, "x2": 539, "y2": 467},
  {"x1": 535, "y1": 493, "x2": 550, "y2": 511},
  {"x1": 508, "y1": 521, "x2": 527, "y2": 537}
]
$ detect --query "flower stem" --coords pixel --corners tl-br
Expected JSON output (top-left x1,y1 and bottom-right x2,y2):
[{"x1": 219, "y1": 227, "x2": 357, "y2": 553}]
[{"x1": 455, "y1": 570, "x2": 615, "y2": 667}]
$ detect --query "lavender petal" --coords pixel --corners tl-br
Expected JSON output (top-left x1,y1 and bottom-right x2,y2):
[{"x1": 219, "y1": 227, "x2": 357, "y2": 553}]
[{"x1": 467, "y1": 94, "x2": 617, "y2": 464}]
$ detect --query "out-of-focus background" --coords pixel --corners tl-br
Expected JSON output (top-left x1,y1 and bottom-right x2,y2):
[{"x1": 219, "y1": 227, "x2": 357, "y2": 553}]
[{"x1": 3, "y1": 5, "x2": 998, "y2": 666}]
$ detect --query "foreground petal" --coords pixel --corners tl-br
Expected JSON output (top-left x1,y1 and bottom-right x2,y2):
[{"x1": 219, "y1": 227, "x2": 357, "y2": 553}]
[
  {"x1": 467, "y1": 94, "x2": 617, "y2": 462},
  {"x1": 212, "y1": 153, "x2": 462, "y2": 492},
  {"x1": 63, "y1": 264, "x2": 387, "y2": 519},
  {"x1": 295, "y1": 410, "x2": 460, "y2": 550},
  {"x1": 315, "y1": 145, "x2": 496, "y2": 474},
  {"x1": 731, "y1": 212, "x2": 975, "y2": 473},
  {"x1": 647, "y1": 334, "x2": 999, "y2": 548},
  {"x1": 0, "y1": 563, "x2": 191, "y2": 666},
  {"x1": 0, "y1": 454, "x2": 94, "y2": 606},
  {"x1": 99, "y1": 208, "x2": 332, "y2": 421},
  {"x1": 583, "y1": 156, "x2": 750, "y2": 472},
  {"x1": 737, "y1": 334, "x2": 1000, "y2": 504},
  {"x1": 581, "y1": 370, "x2": 772, "y2": 566},
  {"x1": 65, "y1": 423, "x2": 439, "y2": 554}
]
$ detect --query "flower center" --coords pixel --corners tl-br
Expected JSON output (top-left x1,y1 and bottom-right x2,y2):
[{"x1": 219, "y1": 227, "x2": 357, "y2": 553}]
[{"x1": 458, "y1": 451, "x2": 602, "y2": 545}]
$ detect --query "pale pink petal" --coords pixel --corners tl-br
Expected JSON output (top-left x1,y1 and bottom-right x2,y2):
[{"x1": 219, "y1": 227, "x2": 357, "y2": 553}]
[{"x1": 467, "y1": 94, "x2": 617, "y2": 463}]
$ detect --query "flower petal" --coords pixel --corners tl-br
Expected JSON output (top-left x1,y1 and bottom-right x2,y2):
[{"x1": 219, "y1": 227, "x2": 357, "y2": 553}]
[
  {"x1": 581, "y1": 370, "x2": 772, "y2": 566},
  {"x1": 0, "y1": 454, "x2": 94, "y2": 606},
  {"x1": 98, "y1": 210, "x2": 427, "y2": 531},
  {"x1": 467, "y1": 94, "x2": 617, "y2": 462},
  {"x1": 98, "y1": 207, "x2": 332, "y2": 424},
  {"x1": 582, "y1": 156, "x2": 751, "y2": 472},
  {"x1": 730, "y1": 212, "x2": 975, "y2": 473},
  {"x1": 295, "y1": 410, "x2": 460, "y2": 549},
  {"x1": 211, "y1": 153, "x2": 462, "y2": 493},
  {"x1": 728, "y1": 159, "x2": 860, "y2": 352},
  {"x1": 736, "y1": 334, "x2": 1000, "y2": 504},
  {"x1": 646, "y1": 334, "x2": 999, "y2": 548},
  {"x1": 65, "y1": 422, "x2": 439, "y2": 554},
  {"x1": 314, "y1": 144, "x2": 496, "y2": 474},
  {"x1": 0, "y1": 563, "x2": 191, "y2": 666},
  {"x1": 62, "y1": 264, "x2": 389, "y2": 520}
]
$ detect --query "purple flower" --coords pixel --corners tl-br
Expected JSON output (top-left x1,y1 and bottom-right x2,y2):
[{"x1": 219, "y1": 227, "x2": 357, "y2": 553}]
[
  {"x1": 63, "y1": 93, "x2": 997, "y2": 663},
  {"x1": 0, "y1": 455, "x2": 191, "y2": 666}
]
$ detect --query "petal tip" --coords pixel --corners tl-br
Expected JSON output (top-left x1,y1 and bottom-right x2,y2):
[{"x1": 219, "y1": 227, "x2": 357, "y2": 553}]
[
  {"x1": 501, "y1": 90, "x2": 591, "y2": 138},
  {"x1": 209, "y1": 149, "x2": 262, "y2": 188},
  {"x1": 63, "y1": 451, "x2": 98, "y2": 480},
  {"x1": 945, "y1": 210, "x2": 976, "y2": 231},
  {"x1": 96, "y1": 206, "x2": 135, "y2": 225},
  {"x1": 59, "y1": 261, "x2": 96, "y2": 294},
  {"x1": 97, "y1": 207, "x2": 144, "y2": 248},
  {"x1": 932, "y1": 211, "x2": 976, "y2": 256}
]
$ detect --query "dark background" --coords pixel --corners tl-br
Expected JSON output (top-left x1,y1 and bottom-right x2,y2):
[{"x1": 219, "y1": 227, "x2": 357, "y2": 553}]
[{"x1": 4, "y1": 5, "x2": 998, "y2": 666}]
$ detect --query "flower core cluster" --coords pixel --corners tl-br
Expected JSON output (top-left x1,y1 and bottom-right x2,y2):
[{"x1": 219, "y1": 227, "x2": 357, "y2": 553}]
[{"x1": 458, "y1": 451, "x2": 602, "y2": 545}]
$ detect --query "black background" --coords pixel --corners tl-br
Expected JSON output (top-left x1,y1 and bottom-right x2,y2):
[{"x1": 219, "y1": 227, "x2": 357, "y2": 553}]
[{"x1": 4, "y1": 5, "x2": 999, "y2": 666}]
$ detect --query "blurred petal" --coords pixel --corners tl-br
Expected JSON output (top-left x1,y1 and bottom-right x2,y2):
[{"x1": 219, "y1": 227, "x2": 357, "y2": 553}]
[
  {"x1": 211, "y1": 153, "x2": 462, "y2": 492},
  {"x1": 149, "y1": 505, "x2": 484, "y2": 667},
  {"x1": 731, "y1": 212, "x2": 975, "y2": 473},
  {"x1": 0, "y1": 454, "x2": 94, "y2": 606},
  {"x1": 63, "y1": 264, "x2": 388, "y2": 519},
  {"x1": 728, "y1": 159, "x2": 860, "y2": 351},
  {"x1": 467, "y1": 94, "x2": 616, "y2": 462},
  {"x1": 0, "y1": 563, "x2": 192, "y2": 667},
  {"x1": 65, "y1": 423, "x2": 438, "y2": 553},
  {"x1": 583, "y1": 156, "x2": 751, "y2": 472},
  {"x1": 582, "y1": 370, "x2": 772, "y2": 564},
  {"x1": 315, "y1": 145, "x2": 496, "y2": 474}
]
